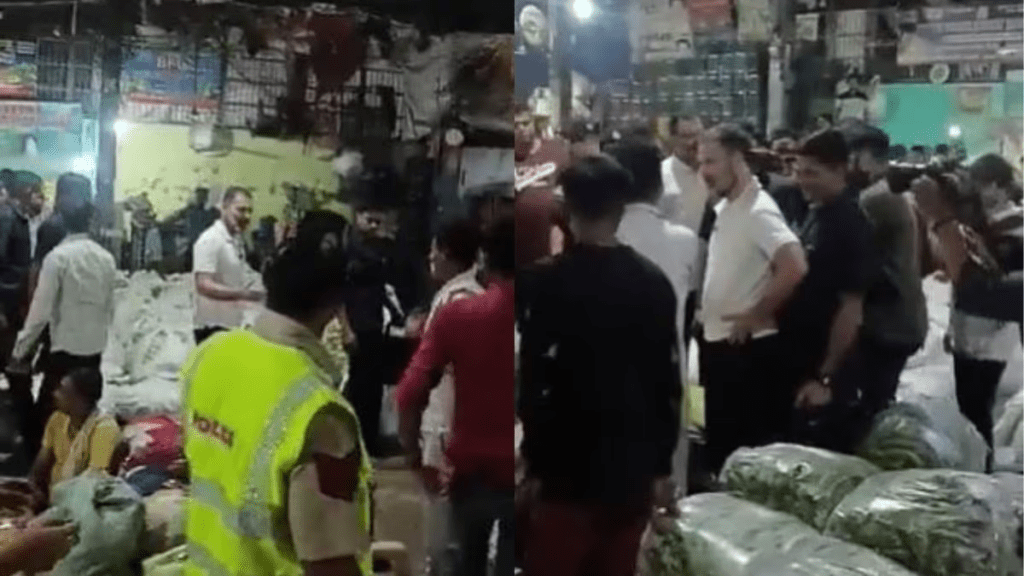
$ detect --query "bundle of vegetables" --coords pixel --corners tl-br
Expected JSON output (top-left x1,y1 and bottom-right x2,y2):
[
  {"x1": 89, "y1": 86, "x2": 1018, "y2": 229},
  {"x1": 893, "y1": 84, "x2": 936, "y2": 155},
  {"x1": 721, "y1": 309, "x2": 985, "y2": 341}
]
[
  {"x1": 824, "y1": 469, "x2": 1021, "y2": 576},
  {"x1": 993, "y1": 391, "x2": 1024, "y2": 473},
  {"x1": 858, "y1": 393, "x2": 988, "y2": 472},
  {"x1": 992, "y1": 473, "x2": 1023, "y2": 560},
  {"x1": 720, "y1": 443, "x2": 880, "y2": 530},
  {"x1": 649, "y1": 493, "x2": 917, "y2": 576}
]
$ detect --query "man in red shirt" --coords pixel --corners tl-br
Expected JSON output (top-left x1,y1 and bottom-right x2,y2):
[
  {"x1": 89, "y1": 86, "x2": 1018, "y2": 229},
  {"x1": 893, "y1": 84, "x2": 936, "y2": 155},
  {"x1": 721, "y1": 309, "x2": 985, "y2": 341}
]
[
  {"x1": 515, "y1": 103, "x2": 571, "y2": 268},
  {"x1": 396, "y1": 217, "x2": 515, "y2": 576}
]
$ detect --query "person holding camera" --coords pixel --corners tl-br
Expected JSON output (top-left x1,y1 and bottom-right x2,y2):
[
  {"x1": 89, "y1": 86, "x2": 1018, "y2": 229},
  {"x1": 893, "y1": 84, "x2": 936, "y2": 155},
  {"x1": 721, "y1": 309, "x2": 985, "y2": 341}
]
[
  {"x1": 912, "y1": 164, "x2": 1022, "y2": 459},
  {"x1": 845, "y1": 127, "x2": 928, "y2": 417}
]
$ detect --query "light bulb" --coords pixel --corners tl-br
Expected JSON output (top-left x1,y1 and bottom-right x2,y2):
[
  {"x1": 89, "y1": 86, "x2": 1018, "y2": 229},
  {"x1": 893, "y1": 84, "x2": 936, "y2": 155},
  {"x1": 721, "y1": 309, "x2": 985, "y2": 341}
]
[{"x1": 573, "y1": 0, "x2": 594, "y2": 20}]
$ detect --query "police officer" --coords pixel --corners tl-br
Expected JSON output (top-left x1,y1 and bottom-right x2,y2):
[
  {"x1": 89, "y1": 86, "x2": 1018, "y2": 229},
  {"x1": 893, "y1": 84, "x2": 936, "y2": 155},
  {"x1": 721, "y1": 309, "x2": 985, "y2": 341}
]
[{"x1": 181, "y1": 210, "x2": 373, "y2": 576}]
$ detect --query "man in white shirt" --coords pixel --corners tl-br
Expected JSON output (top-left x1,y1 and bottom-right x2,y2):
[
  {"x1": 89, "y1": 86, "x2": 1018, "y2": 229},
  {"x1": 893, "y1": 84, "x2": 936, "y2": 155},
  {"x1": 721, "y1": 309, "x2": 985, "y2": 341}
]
[
  {"x1": 192, "y1": 187, "x2": 263, "y2": 345},
  {"x1": 608, "y1": 138, "x2": 699, "y2": 494},
  {"x1": 9, "y1": 184, "x2": 115, "y2": 450},
  {"x1": 661, "y1": 116, "x2": 711, "y2": 235},
  {"x1": 698, "y1": 124, "x2": 808, "y2": 473}
]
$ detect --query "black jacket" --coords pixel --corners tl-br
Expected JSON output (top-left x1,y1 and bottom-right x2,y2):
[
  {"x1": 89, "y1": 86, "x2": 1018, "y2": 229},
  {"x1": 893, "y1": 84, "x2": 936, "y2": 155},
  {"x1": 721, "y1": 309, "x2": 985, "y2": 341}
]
[
  {"x1": 0, "y1": 203, "x2": 31, "y2": 321},
  {"x1": 518, "y1": 244, "x2": 682, "y2": 505}
]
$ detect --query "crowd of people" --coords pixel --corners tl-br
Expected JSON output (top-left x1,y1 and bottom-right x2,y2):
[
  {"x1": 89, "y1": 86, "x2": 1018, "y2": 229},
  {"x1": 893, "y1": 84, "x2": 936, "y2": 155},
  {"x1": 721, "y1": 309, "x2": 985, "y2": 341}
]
[{"x1": 513, "y1": 104, "x2": 1023, "y2": 576}]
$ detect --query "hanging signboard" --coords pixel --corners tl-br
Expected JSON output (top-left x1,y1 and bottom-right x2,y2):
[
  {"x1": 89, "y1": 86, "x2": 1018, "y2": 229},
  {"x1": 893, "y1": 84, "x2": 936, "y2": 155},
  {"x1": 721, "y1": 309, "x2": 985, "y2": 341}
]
[
  {"x1": 121, "y1": 47, "x2": 222, "y2": 119},
  {"x1": 897, "y1": 3, "x2": 1023, "y2": 65},
  {"x1": 0, "y1": 101, "x2": 84, "y2": 181},
  {"x1": 630, "y1": 0, "x2": 695, "y2": 63},
  {"x1": 688, "y1": 0, "x2": 734, "y2": 34},
  {"x1": 0, "y1": 40, "x2": 36, "y2": 98},
  {"x1": 736, "y1": 0, "x2": 775, "y2": 42}
]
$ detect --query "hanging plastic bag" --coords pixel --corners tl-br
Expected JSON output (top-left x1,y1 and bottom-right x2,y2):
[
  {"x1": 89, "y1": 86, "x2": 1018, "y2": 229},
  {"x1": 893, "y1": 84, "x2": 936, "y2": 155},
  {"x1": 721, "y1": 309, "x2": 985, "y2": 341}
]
[
  {"x1": 858, "y1": 393, "x2": 988, "y2": 473},
  {"x1": 824, "y1": 469, "x2": 1021, "y2": 576},
  {"x1": 720, "y1": 443, "x2": 880, "y2": 530}
]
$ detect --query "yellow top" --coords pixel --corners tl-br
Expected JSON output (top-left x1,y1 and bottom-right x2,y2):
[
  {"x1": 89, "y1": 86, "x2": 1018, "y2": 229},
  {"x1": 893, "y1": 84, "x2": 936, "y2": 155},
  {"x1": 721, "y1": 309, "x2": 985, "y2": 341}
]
[{"x1": 42, "y1": 411, "x2": 120, "y2": 492}]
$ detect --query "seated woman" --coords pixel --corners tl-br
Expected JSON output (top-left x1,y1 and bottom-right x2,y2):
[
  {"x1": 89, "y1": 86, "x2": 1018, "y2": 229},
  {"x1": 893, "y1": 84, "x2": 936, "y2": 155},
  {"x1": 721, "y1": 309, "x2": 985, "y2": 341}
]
[{"x1": 28, "y1": 367, "x2": 120, "y2": 507}]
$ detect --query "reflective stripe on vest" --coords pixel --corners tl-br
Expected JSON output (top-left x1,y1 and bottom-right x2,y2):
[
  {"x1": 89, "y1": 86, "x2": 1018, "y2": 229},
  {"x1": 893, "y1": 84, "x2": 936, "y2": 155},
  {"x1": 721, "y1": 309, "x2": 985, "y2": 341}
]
[
  {"x1": 188, "y1": 541, "x2": 252, "y2": 576},
  {"x1": 188, "y1": 376, "x2": 323, "y2": 542}
]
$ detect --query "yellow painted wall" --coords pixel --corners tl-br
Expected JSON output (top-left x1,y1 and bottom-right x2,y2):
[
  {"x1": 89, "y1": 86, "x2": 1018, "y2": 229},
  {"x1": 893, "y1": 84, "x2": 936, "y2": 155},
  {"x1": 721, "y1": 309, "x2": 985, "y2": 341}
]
[{"x1": 115, "y1": 123, "x2": 342, "y2": 221}]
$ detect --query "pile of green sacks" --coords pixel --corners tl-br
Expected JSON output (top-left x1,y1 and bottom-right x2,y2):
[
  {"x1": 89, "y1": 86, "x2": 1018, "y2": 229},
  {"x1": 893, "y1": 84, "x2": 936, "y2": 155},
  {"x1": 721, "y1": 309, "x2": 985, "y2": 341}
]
[
  {"x1": 720, "y1": 443, "x2": 880, "y2": 530},
  {"x1": 857, "y1": 393, "x2": 988, "y2": 473},
  {"x1": 825, "y1": 469, "x2": 1021, "y2": 576},
  {"x1": 645, "y1": 443, "x2": 1024, "y2": 576},
  {"x1": 644, "y1": 493, "x2": 918, "y2": 576}
]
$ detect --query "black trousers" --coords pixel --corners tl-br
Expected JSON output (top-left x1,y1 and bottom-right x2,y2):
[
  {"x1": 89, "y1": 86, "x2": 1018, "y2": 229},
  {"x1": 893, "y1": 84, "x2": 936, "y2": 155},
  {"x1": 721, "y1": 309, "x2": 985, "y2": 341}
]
[
  {"x1": 855, "y1": 336, "x2": 919, "y2": 418},
  {"x1": 345, "y1": 332, "x2": 386, "y2": 457},
  {"x1": 701, "y1": 334, "x2": 789, "y2": 473},
  {"x1": 789, "y1": 337, "x2": 916, "y2": 455},
  {"x1": 194, "y1": 326, "x2": 228, "y2": 346},
  {"x1": 954, "y1": 353, "x2": 1006, "y2": 450}
]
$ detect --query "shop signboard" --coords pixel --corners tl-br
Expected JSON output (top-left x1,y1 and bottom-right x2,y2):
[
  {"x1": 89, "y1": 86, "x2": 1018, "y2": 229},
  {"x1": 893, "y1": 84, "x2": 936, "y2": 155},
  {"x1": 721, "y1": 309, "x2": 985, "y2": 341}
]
[
  {"x1": 687, "y1": 0, "x2": 734, "y2": 34},
  {"x1": 0, "y1": 40, "x2": 36, "y2": 98},
  {"x1": 0, "y1": 101, "x2": 85, "y2": 181},
  {"x1": 121, "y1": 47, "x2": 222, "y2": 118},
  {"x1": 898, "y1": 3, "x2": 1023, "y2": 65},
  {"x1": 630, "y1": 0, "x2": 695, "y2": 63}
]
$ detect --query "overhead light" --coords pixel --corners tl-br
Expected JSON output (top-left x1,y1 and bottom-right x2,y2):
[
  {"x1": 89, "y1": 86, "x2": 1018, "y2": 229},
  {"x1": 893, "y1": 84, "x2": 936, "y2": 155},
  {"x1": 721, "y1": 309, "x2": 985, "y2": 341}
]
[
  {"x1": 572, "y1": 0, "x2": 594, "y2": 21},
  {"x1": 72, "y1": 156, "x2": 95, "y2": 173},
  {"x1": 113, "y1": 119, "x2": 130, "y2": 138},
  {"x1": 948, "y1": 125, "x2": 962, "y2": 139}
]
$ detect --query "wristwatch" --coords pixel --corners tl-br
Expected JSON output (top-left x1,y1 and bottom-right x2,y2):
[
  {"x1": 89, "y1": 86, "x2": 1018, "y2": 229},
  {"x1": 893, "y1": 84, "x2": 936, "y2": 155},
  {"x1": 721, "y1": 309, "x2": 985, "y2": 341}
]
[{"x1": 816, "y1": 373, "x2": 833, "y2": 388}]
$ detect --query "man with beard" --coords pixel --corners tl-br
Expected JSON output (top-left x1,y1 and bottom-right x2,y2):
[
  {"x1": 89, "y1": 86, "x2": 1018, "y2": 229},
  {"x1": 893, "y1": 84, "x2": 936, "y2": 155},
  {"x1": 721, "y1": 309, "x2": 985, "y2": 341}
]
[
  {"x1": 845, "y1": 126, "x2": 927, "y2": 418},
  {"x1": 782, "y1": 130, "x2": 877, "y2": 453},
  {"x1": 192, "y1": 187, "x2": 264, "y2": 345},
  {"x1": 514, "y1": 102, "x2": 570, "y2": 269},
  {"x1": 698, "y1": 125, "x2": 807, "y2": 473},
  {"x1": 342, "y1": 167, "x2": 412, "y2": 458},
  {"x1": 661, "y1": 116, "x2": 710, "y2": 235}
]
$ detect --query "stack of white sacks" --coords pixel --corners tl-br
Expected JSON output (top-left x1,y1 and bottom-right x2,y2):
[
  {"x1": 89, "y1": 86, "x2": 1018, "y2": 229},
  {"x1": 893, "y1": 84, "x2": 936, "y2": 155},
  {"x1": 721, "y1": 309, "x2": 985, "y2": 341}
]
[{"x1": 98, "y1": 272, "x2": 196, "y2": 420}]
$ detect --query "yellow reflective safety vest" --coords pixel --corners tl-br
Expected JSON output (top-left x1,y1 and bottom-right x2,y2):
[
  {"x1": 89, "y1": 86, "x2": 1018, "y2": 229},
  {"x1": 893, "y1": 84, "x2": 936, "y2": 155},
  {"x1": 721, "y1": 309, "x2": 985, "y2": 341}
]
[{"x1": 180, "y1": 330, "x2": 373, "y2": 576}]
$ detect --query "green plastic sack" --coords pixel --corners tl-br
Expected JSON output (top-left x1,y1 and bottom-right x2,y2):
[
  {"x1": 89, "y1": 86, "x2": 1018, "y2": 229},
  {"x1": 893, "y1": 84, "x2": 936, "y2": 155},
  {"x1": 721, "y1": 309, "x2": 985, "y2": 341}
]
[
  {"x1": 825, "y1": 469, "x2": 1021, "y2": 576},
  {"x1": 650, "y1": 493, "x2": 916, "y2": 576},
  {"x1": 993, "y1": 473, "x2": 1023, "y2": 560},
  {"x1": 858, "y1": 394, "x2": 988, "y2": 473},
  {"x1": 40, "y1": 472, "x2": 145, "y2": 576},
  {"x1": 720, "y1": 443, "x2": 880, "y2": 530},
  {"x1": 142, "y1": 544, "x2": 186, "y2": 576}
]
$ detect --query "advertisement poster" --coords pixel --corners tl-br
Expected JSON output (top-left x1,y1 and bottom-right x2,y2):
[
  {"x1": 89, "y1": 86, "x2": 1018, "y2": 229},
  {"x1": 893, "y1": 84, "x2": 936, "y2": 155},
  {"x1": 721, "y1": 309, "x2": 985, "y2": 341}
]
[
  {"x1": 687, "y1": 0, "x2": 734, "y2": 33},
  {"x1": 630, "y1": 0, "x2": 695, "y2": 63},
  {"x1": 736, "y1": 0, "x2": 775, "y2": 42},
  {"x1": 121, "y1": 47, "x2": 222, "y2": 119},
  {"x1": 0, "y1": 41, "x2": 37, "y2": 98},
  {"x1": 898, "y1": 3, "x2": 1023, "y2": 65},
  {"x1": 0, "y1": 101, "x2": 85, "y2": 181},
  {"x1": 514, "y1": 0, "x2": 550, "y2": 103}
]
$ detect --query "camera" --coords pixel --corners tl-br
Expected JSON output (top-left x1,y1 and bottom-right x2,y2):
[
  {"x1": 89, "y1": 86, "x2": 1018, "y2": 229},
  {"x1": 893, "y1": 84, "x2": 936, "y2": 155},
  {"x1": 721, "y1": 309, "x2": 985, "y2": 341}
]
[{"x1": 885, "y1": 163, "x2": 929, "y2": 194}]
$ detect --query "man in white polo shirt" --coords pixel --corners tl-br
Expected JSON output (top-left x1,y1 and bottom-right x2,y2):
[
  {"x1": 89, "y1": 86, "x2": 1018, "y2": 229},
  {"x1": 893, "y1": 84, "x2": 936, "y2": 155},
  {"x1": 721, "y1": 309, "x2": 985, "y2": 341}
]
[
  {"x1": 192, "y1": 187, "x2": 263, "y2": 345},
  {"x1": 698, "y1": 124, "x2": 808, "y2": 474}
]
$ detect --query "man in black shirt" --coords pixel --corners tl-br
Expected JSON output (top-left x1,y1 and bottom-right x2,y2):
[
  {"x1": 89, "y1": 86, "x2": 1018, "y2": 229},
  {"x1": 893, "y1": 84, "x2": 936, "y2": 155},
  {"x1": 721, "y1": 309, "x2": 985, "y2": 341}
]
[
  {"x1": 519, "y1": 155, "x2": 682, "y2": 576},
  {"x1": 782, "y1": 130, "x2": 877, "y2": 453}
]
